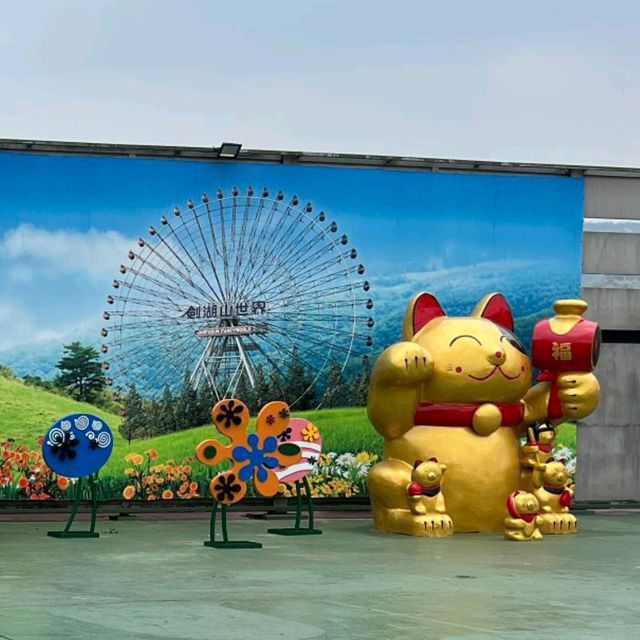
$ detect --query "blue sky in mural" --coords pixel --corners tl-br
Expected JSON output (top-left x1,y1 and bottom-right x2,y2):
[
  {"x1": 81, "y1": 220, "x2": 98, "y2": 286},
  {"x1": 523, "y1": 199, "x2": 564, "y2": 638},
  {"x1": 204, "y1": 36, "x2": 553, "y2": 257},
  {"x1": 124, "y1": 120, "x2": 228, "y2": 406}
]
[{"x1": 0, "y1": 152, "x2": 583, "y2": 374}]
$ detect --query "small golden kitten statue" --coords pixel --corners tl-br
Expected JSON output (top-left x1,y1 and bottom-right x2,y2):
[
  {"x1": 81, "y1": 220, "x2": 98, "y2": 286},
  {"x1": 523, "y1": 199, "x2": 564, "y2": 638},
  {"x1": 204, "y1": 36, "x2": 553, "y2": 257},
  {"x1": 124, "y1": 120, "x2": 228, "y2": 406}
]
[
  {"x1": 532, "y1": 458, "x2": 577, "y2": 534},
  {"x1": 504, "y1": 491, "x2": 543, "y2": 541},
  {"x1": 406, "y1": 458, "x2": 453, "y2": 537}
]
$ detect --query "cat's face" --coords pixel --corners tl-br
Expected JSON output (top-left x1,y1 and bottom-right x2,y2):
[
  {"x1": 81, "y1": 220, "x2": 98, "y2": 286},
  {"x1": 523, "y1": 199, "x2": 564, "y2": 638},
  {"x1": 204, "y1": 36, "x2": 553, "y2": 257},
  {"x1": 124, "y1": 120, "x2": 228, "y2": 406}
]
[
  {"x1": 542, "y1": 460, "x2": 569, "y2": 487},
  {"x1": 414, "y1": 316, "x2": 532, "y2": 403},
  {"x1": 513, "y1": 492, "x2": 539, "y2": 516},
  {"x1": 403, "y1": 291, "x2": 532, "y2": 404}
]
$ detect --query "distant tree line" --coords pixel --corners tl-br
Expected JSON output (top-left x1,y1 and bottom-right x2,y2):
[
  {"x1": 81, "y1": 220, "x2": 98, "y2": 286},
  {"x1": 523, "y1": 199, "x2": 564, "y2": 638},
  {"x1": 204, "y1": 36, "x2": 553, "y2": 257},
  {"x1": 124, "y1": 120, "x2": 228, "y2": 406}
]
[
  {"x1": 120, "y1": 349, "x2": 371, "y2": 442},
  {"x1": 4, "y1": 340, "x2": 372, "y2": 444}
]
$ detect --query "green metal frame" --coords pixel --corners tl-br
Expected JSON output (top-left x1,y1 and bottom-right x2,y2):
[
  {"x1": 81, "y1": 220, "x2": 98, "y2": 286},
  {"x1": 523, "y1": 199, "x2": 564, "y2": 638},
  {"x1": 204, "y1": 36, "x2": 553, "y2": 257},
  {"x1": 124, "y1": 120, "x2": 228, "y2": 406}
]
[
  {"x1": 268, "y1": 477, "x2": 322, "y2": 536},
  {"x1": 204, "y1": 502, "x2": 262, "y2": 549},
  {"x1": 47, "y1": 474, "x2": 100, "y2": 539}
]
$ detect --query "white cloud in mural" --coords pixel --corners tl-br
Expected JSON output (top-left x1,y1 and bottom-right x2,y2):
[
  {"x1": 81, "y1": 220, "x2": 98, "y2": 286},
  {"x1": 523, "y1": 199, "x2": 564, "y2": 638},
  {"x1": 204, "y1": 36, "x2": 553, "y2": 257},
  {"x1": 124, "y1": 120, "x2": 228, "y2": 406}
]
[
  {"x1": 0, "y1": 224, "x2": 135, "y2": 283},
  {"x1": 0, "y1": 224, "x2": 137, "y2": 354},
  {"x1": 0, "y1": 299, "x2": 63, "y2": 350}
]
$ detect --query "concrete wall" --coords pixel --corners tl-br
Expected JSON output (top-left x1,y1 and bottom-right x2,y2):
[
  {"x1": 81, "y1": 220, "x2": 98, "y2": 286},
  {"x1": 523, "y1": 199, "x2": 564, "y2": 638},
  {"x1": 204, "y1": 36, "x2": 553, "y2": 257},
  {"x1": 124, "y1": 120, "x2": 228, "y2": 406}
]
[{"x1": 578, "y1": 176, "x2": 640, "y2": 501}]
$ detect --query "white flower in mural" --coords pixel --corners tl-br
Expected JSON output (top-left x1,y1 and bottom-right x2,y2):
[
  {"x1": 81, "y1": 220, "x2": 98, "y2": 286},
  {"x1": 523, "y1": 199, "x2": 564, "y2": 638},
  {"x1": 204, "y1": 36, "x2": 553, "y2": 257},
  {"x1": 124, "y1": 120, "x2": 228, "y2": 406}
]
[{"x1": 337, "y1": 452, "x2": 355, "y2": 465}]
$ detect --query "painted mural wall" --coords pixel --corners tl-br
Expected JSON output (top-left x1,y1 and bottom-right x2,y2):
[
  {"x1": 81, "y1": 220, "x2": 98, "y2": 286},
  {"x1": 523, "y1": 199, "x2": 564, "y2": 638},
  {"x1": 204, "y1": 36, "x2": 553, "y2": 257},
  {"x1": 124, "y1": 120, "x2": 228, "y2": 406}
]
[{"x1": 0, "y1": 151, "x2": 583, "y2": 501}]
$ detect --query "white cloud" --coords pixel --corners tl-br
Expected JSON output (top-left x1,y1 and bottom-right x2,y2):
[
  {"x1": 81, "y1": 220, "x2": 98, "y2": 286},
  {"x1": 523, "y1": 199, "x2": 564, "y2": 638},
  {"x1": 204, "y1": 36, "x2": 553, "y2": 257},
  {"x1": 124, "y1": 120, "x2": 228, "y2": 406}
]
[
  {"x1": 1, "y1": 224, "x2": 135, "y2": 282},
  {"x1": 0, "y1": 299, "x2": 65, "y2": 350}
]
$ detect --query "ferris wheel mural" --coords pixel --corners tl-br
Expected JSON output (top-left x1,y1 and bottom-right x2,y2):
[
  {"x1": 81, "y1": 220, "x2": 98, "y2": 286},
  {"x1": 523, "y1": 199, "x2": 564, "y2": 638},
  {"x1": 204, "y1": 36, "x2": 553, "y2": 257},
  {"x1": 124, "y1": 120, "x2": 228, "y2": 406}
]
[{"x1": 100, "y1": 187, "x2": 374, "y2": 406}]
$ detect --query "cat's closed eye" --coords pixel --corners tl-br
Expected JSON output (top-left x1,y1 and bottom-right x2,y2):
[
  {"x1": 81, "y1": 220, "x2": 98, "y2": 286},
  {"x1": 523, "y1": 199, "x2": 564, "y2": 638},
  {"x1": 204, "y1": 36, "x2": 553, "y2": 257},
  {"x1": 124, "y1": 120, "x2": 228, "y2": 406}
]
[{"x1": 449, "y1": 335, "x2": 482, "y2": 346}]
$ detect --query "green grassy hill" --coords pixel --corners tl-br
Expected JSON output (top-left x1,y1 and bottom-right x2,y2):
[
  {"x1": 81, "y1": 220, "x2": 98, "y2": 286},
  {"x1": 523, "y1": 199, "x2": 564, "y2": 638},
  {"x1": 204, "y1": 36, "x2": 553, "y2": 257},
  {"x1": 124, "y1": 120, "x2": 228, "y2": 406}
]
[
  {"x1": 0, "y1": 376, "x2": 383, "y2": 476},
  {"x1": 0, "y1": 374, "x2": 575, "y2": 479},
  {"x1": 0, "y1": 375, "x2": 122, "y2": 443}
]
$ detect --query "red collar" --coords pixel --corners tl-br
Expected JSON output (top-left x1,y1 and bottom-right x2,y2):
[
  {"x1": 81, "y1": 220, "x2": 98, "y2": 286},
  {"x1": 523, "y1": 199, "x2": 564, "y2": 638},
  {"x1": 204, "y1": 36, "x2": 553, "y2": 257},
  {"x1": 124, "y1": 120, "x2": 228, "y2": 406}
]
[
  {"x1": 507, "y1": 494, "x2": 538, "y2": 523},
  {"x1": 408, "y1": 481, "x2": 440, "y2": 497},
  {"x1": 414, "y1": 402, "x2": 524, "y2": 427}
]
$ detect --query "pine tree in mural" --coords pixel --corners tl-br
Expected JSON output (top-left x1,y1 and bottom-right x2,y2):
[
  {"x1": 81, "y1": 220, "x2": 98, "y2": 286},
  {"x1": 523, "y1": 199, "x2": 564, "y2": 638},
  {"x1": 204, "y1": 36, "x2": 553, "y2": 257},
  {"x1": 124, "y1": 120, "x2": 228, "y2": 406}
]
[
  {"x1": 55, "y1": 341, "x2": 105, "y2": 402},
  {"x1": 146, "y1": 398, "x2": 162, "y2": 437},
  {"x1": 252, "y1": 365, "x2": 271, "y2": 411},
  {"x1": 196, "y1": 385, "x2": 216, "y2": 425},
  {"x1": 119, "y1": 384, "x2": 146, "y2": 444},
  {"x1": 234, "y1": 371, "x2": 256, "y2": 412},
  {"x1": 174, "y1": 375, "x2": 200, "y2": 430},
  {"x1": 282, "y1": 346, "x2": 317, "y2": 409},
  {"x1": 349, "y1": 357, "x2": 371, "y2": 407},
  {"x1": 158, "y1": 385, "x2": 177, "y2": 434},
  {"x1": 267, "y1": 366, "x2": 283, "y2": 402},
  {"x1": 323, "y1": 359, "x2": 346, "y2": 408}
]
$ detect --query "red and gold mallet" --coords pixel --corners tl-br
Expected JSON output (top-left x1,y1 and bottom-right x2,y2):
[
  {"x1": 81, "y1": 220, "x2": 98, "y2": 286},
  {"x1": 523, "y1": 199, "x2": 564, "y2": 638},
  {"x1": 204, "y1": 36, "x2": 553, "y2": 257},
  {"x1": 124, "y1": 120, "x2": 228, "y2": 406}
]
[{"x1": 532, "y1": 300, "x2": 601, "y2": 420}]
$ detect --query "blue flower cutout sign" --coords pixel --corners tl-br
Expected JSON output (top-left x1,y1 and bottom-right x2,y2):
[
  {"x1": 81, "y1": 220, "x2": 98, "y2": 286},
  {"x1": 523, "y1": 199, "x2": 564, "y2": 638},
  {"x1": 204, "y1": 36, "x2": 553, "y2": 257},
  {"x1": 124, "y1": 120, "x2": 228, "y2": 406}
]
[
  {"x1": 42, "y1": 413, "x2": 114, "y2": 478},
  {"x1": 233, "y1": 433, "x2": 279, "y2": 482}
]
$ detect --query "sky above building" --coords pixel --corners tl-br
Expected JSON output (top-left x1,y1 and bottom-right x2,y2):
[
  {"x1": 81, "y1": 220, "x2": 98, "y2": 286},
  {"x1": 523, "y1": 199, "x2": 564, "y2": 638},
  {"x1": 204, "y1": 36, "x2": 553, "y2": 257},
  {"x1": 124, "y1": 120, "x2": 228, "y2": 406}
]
[{"x1": 0, "y1": 0, "x2": 639, "y2": 166}]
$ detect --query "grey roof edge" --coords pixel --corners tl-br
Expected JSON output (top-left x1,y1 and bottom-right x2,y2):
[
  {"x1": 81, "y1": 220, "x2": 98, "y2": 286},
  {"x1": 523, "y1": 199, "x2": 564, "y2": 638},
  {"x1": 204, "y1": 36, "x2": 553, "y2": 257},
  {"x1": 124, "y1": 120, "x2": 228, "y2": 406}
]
[{"x1": 1, "y1": 137, "x2": 639, "y2": 178}]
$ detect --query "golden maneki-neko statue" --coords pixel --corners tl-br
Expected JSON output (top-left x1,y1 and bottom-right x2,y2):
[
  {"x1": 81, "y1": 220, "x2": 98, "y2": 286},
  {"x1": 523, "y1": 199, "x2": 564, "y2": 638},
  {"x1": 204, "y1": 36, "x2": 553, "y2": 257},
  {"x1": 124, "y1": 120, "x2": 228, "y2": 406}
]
[{"x1": 367, "y1": 292, "x2": 600, "y2": 540}]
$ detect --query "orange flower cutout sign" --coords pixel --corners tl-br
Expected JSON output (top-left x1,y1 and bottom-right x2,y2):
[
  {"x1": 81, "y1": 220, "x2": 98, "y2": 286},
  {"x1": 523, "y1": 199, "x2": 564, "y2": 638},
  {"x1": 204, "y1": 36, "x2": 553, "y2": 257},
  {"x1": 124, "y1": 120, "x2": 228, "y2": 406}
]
[{"x1": 195, "y1": 399, "x2": 302, "y2": 505}]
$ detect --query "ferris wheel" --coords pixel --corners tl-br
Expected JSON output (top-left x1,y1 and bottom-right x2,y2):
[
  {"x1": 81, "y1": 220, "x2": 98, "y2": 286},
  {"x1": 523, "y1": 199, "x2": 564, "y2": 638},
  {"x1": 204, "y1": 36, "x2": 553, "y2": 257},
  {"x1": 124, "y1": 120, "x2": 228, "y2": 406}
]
[{"x1": 100, "y1": 187, "x2": 374, "y2": 406}]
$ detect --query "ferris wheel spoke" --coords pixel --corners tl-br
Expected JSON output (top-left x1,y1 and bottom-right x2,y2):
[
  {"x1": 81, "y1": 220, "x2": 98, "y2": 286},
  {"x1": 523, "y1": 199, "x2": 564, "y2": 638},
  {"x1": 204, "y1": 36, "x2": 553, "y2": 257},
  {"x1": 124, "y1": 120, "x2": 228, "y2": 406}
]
[
  {"x1": 251, "y1": 264, "x2": 350, "y2": 305},
  {"x1": 264, "y1": 290, "x2": 359, "y2": 310},
  {"x1": 250, "y1": 195, "x2": 310, "y2": 263},
  {"x1": 230, "y1": 192, "x2": 254, "y2": 292},
  {"x1": 237, "y1": 193, "x2": 270, "y2": 279},
  {"x1": 234, "y1": 195, "x2": 286, "y2": 296},
  {"x1": 144, "y1": 229, "x2": 211, "y2": 295},
  {"x1": 132, "y1": 240, "x2": 216, "y2": 303},
  {"x1": 255, "y1": 281, "x2": 369, "y2": 306},
  {"x1": 227, "y1": 192, "x2": 245, "y2": 299},
  {"x1": 247, "y1": 241, "x2": 356, "y2": 297},
  {"x1": 244, "y1": 334, "x2": 289, "y2": 372},
  {"x1": 214, "y1": 192, "x2": 232, "y2": 298},
  {"x1": 254, "y1": 330, "x2": 327, "y2": 379},
  {"x1": 119, "y1": 263, "x2": 207, "y2": 307},
  {"x1": 252, "y1": 212, "x2": 336, "y2": 286},
  {"x1": 153, "y1": 221, "x2": 223, "y2": 303},
  {"x1": 118, "y1": 281, "x2": 203, "y2": 314},
  {"x1": 237, "y1": 195, "x2": 265, "y2": 266},
  {"x1": 108, "y1": 295, "x2": 181, "y2": 312},
  {"x1": 132, "y1": 343, "x2": 196, "y2": 393},
  {"x1": 107, "y1": 308, "x2": 182, "y2": 319},
  {"x1": 242, "y1": 212, "x2": 316, "y2": 291},
  {"x1": 260, "y1": 319, "x2": 369, "y2": 350},
  {"x1": 186, "y1": 200, "x2": 228, "y2": 301},
  {"x1": 265, "y1": 217, "x2": 332, "y2": 272},
  {"x1": 107, "y1": 320, "x2": 193, "y2": 337},
  {"x1": 111, "y1": 332, "x2": 199, "y2": 387},
  {"x1": 254, "y1": 319, "x2": 350, "y2": 357},
  {"x1": 111, "y1": 299, "x2": 195, "y2": 321},
  {"x1": 201, "y1": 196, "x2": 226, "y2": 264},
  {"x1": 117, "y1": 285, "x2": 188, "y2": 316},
  {"x1": 254, "y1": 331, "x2": 334, "y2": 406},
  {"x1": 244, "y1": 191, "x2": 281, "y2": 261},
  {"x1": 289, "y1": 247, "x2": 360, "y2": 283},
  {"x1": 109, "y1": 322, "x2": 196, "y2": 348},
  {"x1": 169, "y1": 207, "x2": 219, "y2": 296},
  {"x1": 264, "y1": 312, "x2": 367, "y2": 325}
]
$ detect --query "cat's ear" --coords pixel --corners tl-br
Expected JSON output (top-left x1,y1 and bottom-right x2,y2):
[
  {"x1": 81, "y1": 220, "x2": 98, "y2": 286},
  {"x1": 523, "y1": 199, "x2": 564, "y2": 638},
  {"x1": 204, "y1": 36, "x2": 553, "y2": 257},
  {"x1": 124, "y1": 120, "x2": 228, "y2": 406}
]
[
  {"x1": 403, "y1": 292, "x2": 446, "y2": 339},
  {"x1": 472, "y1": 292, "x2": 514, "y2": 332}
]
